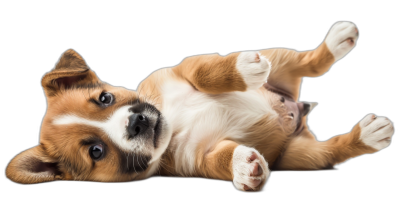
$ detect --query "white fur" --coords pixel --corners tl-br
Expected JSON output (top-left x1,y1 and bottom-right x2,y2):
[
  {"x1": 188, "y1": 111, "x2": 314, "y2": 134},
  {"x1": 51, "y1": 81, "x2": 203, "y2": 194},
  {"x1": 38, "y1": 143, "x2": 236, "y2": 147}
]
[
  {"x1": 236, "y1": 51, "x2": 271, "y2": 90},
  {"x1": 325, "y1": 21, "x2": 358, "y2": 61},
  {"x1": 53, "y1": 105, "x2": 171, "y2": 164},
  {"x1": 359, "y1": 114, "x2": 394, "y2": 150},
  {"x1": 161, "y1": 78, "x2": 277, "y2": 175},
  {"x1": 232, "y1": 145, "x2": 270, "y2": 191}
]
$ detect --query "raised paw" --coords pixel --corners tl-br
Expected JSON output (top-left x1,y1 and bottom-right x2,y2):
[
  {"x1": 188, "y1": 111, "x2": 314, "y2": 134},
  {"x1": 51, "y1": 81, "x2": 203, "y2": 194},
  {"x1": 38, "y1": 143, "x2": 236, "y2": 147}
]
[
  {"x1": 325, "y1": 21, "x2": 359, "y2": 61},
  {"x1": 359, "y1": 114, "x2": 394, "y2": 151},
  {"x1": 232, "y1": 145, "x2": 270, "y2": 191},
  {"x1": 236, "y1": 51, "x2": 271, "y2": 90}
]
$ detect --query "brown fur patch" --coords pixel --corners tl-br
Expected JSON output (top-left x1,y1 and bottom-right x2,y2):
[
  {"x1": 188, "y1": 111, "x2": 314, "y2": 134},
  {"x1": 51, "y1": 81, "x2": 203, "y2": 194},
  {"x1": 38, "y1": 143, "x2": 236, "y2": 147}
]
[
  {"x1": 195, "y1": 140, "x2": 237, "y2": 180},
  {"x1": 172, "y1": 53, "x2": 247, "y2": 94}
]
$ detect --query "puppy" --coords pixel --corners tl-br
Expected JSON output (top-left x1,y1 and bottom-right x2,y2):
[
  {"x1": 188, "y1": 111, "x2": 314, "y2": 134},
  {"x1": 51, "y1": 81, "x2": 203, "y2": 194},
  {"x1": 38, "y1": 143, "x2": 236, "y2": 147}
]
[{"x1": 6, "y1": 22, "x2": 394, "y2": 191}]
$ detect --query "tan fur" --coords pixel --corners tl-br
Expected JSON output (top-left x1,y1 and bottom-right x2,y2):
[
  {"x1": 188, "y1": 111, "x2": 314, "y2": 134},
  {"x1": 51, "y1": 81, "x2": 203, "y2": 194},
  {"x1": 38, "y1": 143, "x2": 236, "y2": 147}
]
[
  {"x1": 260, "y1": 42, "x2": 335, "y2": 100},
  {"x1": 274, "y1": 124, "x2": 378, "y2": 170},
  {"x1": 195, "y1": 140, "x2": 237, "y2": 180}
]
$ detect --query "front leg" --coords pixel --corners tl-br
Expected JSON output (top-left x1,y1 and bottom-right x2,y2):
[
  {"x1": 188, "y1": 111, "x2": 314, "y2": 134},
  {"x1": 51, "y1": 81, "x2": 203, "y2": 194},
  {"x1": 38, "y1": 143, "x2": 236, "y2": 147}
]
[
  {"x1": 197, "y1": 140, "x2": 270, "y2": 191},
  {"x1": 172, "y1": 52, "x2": 271, "y2": 94}
]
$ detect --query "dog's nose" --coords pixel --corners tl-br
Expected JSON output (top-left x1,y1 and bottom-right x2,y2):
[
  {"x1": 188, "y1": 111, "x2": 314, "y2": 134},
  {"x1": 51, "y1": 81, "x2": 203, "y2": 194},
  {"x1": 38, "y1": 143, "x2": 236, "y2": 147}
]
[{"x1": 127, "y1": 114, "x2": 149, "y2": 137}]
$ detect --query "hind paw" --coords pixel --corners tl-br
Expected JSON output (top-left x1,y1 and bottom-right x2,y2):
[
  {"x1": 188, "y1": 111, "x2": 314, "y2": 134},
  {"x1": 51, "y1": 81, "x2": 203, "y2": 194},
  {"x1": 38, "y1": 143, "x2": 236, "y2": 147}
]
[
  {"x1": 325, "y1": 21, "x2": 359, "y2": 61},
  {"x1": 359, "y1": 114, "x2": 394, "y2": 150}
]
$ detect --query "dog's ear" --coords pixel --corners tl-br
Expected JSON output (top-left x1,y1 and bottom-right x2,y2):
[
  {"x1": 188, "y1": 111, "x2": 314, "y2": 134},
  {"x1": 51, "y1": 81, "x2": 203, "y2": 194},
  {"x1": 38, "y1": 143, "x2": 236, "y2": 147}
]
[
  {"x1": 6, "y1": 145, "x2": 64, "y2": 184},
  {"x1": 41, "y1": 49, "x2": 101, "y2": 96}
]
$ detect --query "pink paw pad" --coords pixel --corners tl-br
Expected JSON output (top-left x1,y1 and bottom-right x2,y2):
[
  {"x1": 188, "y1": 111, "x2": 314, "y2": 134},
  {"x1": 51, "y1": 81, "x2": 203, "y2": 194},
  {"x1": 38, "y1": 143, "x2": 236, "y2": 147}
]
[{"x1": 232, "y1": 145, "x2": 270, "y2": 191}]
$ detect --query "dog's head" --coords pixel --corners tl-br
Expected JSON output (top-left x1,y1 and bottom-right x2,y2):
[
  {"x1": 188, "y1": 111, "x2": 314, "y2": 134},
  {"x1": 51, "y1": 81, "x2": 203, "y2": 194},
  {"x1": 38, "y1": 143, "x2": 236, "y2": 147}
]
[{"x1": 6, "y1": 49, "x2": 172, "y2": 184}]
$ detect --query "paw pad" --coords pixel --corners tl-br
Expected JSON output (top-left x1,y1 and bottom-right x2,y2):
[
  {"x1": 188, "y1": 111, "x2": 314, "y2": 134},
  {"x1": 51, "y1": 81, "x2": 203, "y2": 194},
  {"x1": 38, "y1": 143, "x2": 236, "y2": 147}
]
[{"x1": 232, "y1": 145, "x2": 270, "y2": 191}]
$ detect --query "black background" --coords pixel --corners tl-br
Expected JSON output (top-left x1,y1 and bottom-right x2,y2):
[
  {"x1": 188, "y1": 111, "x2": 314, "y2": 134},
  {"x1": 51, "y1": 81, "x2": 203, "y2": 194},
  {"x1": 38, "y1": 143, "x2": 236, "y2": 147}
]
[{"x1": 1, "y1": 6, "x2": 399, "y2": 214}]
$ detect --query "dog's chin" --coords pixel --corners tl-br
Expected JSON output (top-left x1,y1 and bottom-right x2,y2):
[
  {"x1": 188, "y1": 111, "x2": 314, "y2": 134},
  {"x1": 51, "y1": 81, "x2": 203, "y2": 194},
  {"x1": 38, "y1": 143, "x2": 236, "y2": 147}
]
[
  {"x1": 134, "y1": 115, "x2": 172, "y2": 181},
  {"x1": 149, "y1": 115, "x2": 172, "y2": 164}
]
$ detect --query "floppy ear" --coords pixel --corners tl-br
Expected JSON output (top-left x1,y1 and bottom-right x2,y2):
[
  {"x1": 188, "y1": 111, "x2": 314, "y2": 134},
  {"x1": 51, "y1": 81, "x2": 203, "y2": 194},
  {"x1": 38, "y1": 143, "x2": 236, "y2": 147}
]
[
  {"x1": 6, "y1": 145, "x2": 63, "y2": 184},
  {"x1": 42, "y1": 49, "x2": 101, "y2": 96}
]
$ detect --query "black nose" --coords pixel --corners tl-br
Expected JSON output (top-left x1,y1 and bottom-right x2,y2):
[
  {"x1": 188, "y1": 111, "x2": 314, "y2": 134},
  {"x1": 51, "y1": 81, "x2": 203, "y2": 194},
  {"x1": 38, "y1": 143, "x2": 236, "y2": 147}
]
[{"x1": 127, "y1": 114, "x2": 149, "y2": 137}]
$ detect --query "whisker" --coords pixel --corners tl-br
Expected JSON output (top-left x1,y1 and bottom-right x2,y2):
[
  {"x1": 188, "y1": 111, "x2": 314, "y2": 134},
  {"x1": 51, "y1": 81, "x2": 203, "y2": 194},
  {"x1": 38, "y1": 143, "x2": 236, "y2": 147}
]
[
  {"x1": 140, "y1": 155, "x2": 146, "y2": 170},
  {"x1": 137, "y1": 153, "x2": 143, "y2": 171},
  {"x1": 132, "y1": 153, "x2": 138, "y2": 174}
]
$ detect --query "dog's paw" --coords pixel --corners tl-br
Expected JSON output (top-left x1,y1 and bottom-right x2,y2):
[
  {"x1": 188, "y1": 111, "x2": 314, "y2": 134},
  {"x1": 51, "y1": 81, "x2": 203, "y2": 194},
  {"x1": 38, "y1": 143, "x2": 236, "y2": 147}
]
[
  {"x1": 236, "y1": 51, "x2": 271, "y2": 90},
  {"x1": 232, "y1": 145, "x2": 270, "y2": 191},
  {"x1": 325, "y1": 21, "x2": 359, "y2": 61},
  {"x1": 359, "y1": 114, "x2": 394, "y2": 150}
]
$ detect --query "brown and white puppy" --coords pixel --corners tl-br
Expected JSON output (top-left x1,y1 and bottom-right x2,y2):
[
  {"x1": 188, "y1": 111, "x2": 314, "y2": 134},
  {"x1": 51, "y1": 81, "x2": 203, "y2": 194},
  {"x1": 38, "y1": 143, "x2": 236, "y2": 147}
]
[{"x1": 6, "y1": 22, "x2": 394, "y2": 191}]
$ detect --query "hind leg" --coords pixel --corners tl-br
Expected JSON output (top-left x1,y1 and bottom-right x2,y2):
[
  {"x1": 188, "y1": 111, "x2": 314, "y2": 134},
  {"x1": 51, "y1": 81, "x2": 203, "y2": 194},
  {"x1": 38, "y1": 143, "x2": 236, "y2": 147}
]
[
  {"x1": 261, "y1": 21, "x2": 359, "y2": 100},
  {"x1": 141, "y1": 22, "x2": 357, "y2": 98},
  {"x1": 274, "y1": 114, "x2": 394, "y2": 170}
]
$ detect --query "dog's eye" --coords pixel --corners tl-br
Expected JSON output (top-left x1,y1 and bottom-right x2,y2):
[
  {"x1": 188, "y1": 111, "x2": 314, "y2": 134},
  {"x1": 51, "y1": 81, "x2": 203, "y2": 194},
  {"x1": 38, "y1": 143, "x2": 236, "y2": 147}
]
[
  {"x1": 99, "y1": 92, "x2": 113, "y2": 105},
  {"x1": 280, "y1": 96, "x2": 285, "y2": 103},
  {"x1": 89, "y1": 144, "x2": 103, "y2": 160}
]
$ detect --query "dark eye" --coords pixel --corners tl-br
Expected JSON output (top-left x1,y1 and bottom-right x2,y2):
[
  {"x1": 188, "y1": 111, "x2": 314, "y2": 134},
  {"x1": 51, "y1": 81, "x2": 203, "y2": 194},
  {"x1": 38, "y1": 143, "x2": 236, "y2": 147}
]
[
  {"x1": 99, "y1": 92, "x2": 113, "y2": 105},
  {"x1": 89, "y1": 144, "x2": 103, "y2": 160},
  {"x1": 280, "y1": 96, "x2": 285, "y2": 103}
]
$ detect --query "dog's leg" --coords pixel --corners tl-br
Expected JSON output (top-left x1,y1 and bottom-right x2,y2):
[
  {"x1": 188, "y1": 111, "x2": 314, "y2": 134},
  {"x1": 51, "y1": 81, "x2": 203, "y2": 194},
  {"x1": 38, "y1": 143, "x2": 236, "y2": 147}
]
[
  {"x1": 197, "y1": 140, "x2": 270, "y2": 191},
  {"x1": 261, "y1": 21, "x2": 359, "y2": 100},
  {"x1": 142, "y1": 22, "x2": 357, "y2": 98},
  {"x1": 171, "y1": 51, "x2": 271, "y2": 94},
  {"x1": 274, "y1": 114, "x2": 394, "y2": 170}
]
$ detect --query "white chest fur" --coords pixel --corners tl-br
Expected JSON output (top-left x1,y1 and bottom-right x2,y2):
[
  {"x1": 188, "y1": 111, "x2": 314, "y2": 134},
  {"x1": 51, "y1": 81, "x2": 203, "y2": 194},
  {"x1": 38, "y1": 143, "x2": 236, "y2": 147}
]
[{"x1": 161, "y1": 80, "x2": 276, "y2": 175}]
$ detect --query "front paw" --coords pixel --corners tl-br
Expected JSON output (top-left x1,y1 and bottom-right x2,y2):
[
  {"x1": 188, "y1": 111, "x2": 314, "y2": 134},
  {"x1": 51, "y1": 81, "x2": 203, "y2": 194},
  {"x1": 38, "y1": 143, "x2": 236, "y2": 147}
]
[
  {"x1": 359, "y1": 114, "x2": 394, "y2": 150},
  {"x1": 236, "y1": 51, "x2": 271, "y2": 90},
  {"x1": 325, "y1": 21, "x2": 359, "y2": 61},
  {"x1": 232, "y1": 145, "x2": 270, "y2": 191}
]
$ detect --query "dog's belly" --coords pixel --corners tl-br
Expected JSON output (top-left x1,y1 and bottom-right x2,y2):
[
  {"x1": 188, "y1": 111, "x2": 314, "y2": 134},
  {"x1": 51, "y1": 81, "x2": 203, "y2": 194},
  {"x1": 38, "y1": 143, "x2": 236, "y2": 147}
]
[{"x1": 161, "y1": 80, "x2": 277, "y2": 175}]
